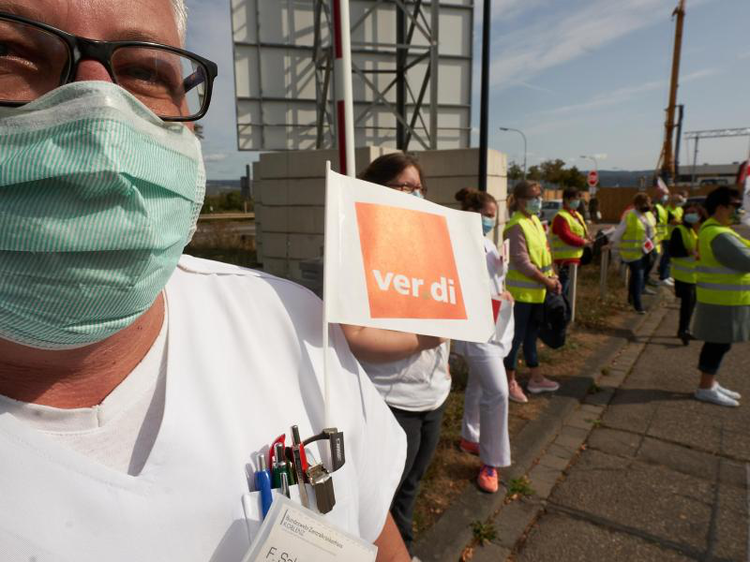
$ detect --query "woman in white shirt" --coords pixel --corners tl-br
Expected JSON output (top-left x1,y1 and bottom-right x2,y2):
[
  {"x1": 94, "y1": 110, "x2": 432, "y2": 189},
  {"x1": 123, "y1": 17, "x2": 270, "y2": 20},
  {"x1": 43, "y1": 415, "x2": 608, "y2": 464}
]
[
  {"x1": 452, "y1": 188, "x2": 514, "y2": 494},
  {"x1": 341, "y1": 152, "x2": 448, "y2": 556}
]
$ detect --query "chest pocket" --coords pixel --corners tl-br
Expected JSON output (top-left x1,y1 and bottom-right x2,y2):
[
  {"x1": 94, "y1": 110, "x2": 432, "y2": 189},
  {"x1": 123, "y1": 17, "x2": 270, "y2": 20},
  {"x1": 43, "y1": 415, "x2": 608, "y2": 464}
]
[{"x1": 241, "y1": 460, "x2": 359, "y2": 546}]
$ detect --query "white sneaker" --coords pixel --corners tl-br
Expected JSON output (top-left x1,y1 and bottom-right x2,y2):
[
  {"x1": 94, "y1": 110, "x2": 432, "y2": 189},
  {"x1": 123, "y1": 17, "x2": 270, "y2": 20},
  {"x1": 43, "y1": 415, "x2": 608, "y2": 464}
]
[
  {"x1": 714, "y1": 382, "x2": 742, "y2": 401},
  {"x1": 695, "y1": 387, "x2": 740, "y2": 407},
  {"x1": 659, "y1": 278, "x2": 674, "y2": 287}
]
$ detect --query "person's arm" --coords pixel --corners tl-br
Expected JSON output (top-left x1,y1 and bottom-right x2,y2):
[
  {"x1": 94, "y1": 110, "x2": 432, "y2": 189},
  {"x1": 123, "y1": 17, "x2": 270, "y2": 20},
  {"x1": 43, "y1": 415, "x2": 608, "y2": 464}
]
[
  {"x1": 712, "y1": 233, "x2": 750, "y2": 273},
  {"x1": 609, "y1": 216, "x2": 628, "y2": 247},
  {"x1": 668, "y1": 229, "x2": 689, "y2": 258},
  {"x1": 374, "y1": 514, "x2": 411, "y2": 562},
  {"x1": 340, "y1": 324, "x2": 445, "y2": 364},
  {"x1": 552, "y1": 215, "x2": 586, "y2": 247}
]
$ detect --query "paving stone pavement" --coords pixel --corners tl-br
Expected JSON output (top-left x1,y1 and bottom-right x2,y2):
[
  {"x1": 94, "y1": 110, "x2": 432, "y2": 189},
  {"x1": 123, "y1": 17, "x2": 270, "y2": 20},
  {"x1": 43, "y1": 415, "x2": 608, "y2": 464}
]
[{"x1": 513, "y1": 303, "x2": 750, "y2": 561}]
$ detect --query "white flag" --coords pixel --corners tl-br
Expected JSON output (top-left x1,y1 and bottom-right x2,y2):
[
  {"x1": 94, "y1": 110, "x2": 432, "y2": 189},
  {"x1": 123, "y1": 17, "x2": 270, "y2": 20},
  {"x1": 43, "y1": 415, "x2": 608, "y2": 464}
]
[{"x1": 323, "y1": 167, "x2": 494, "y2": 343}]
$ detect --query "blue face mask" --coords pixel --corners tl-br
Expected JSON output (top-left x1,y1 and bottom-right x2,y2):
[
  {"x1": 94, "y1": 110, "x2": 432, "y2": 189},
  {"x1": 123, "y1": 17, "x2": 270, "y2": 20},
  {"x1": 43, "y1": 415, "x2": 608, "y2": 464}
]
[
  {"x1": 525, "y1": 198, "x2": 542, "y2": 215},
  {"x1": 568, "y1": 199, "x2": 580, "y2": 210},
  {"x1": 412, "y1": 189, "x2": 425, "y2": 199},
  {"x1": 683, "y1": 212, "x2": 700, "y2": 225},
  {"x1": 0, "y1": 82, "x2": 206, "y2": 349},
  {"x1": 482, "y1": 215, "x2": 497, "y2": 235}
]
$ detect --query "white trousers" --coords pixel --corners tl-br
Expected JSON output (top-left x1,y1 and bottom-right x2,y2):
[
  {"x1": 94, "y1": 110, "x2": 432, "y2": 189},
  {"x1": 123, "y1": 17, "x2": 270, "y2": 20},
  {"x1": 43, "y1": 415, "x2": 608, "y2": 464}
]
[{"x1": 454, "y1": 342, "x2": 511, "y2": 468}]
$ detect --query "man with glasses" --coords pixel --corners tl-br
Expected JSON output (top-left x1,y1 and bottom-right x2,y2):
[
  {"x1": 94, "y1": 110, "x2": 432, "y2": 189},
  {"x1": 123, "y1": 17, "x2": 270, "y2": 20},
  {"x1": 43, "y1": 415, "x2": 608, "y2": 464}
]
[{"x1": 0, "y1": 1, "x2": 409, "y2": 561}]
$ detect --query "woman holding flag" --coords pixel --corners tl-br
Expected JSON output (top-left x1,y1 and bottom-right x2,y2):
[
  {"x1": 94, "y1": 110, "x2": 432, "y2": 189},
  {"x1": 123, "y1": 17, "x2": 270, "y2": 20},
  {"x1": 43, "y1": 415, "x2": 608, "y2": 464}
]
[
  {"x1": 452, "y1": 188, "x2": 514, "y2": 494},
  {"x1": 340, "y1": 152, "x2": 450, "y2": 555}
]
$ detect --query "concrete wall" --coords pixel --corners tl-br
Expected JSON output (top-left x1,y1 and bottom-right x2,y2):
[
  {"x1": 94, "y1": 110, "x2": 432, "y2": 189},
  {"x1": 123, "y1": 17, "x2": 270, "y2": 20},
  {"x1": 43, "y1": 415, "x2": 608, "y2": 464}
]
[{"x1": 255, "y1": 146, "x2": 507, "y2": 283}]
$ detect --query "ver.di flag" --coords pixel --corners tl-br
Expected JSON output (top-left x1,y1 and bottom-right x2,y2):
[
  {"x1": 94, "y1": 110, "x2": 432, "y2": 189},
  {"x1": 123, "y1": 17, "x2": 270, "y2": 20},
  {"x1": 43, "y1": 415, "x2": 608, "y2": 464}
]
[{"x1": 324, "y1": 167, "x2": 495, "y2": 343}]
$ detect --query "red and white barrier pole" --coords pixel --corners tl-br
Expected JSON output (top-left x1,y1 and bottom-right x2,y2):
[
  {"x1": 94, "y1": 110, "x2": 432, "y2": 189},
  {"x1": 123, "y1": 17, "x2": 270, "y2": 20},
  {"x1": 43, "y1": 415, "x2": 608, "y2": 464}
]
[{"x1": 332, "y1": 0, "x2": 356, "y2": 177}]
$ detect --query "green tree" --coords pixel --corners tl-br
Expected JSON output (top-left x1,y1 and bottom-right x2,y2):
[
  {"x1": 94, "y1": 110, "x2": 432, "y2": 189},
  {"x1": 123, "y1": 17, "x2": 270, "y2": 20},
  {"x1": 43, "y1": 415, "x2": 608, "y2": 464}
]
[
  {"x1": 507, "y1": 161, "x2": 524, "y2": 180},
  {"x1": 540, "y1": 159, "x2": 567, "y2": 185},
  {"x1": 527, "y1": 165, "x2": 542, "y2": 181},
  {"x1": 561, "y1": 165, "x2": 587, "y2": 189}
]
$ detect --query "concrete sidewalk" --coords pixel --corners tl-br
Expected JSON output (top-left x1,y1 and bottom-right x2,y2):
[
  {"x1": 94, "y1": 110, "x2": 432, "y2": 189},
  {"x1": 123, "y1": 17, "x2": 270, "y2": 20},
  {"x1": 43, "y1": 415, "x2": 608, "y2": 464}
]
[{"x1": 508, "y1": 302, "x2": 749, "y2": 561}]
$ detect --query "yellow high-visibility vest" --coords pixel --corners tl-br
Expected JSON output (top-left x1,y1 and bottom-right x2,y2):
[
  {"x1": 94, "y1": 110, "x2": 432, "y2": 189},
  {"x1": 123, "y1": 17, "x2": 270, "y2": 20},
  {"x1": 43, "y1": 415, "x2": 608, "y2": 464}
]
[
  {"x1": 503, "y1": 211, "x2": 553, "y2": 303},
  {"x1": 549, "y1": 208, "x2": 588, "y2": 261},
  {"x1": 619, "y1": 210, "x2": 649, "y2": 263},
  {"x1": 671, "y1": 225, "x2": 697, "y2": 284},
  {"x1": 667, "y1": 205, "x2": 684, "y2": 237},
  {"x1": 653, "y1": 204, "x2": 668, "y2": 246},
  {"x1": 696, "y1": 218, "x2": 750, "y2": 306}
]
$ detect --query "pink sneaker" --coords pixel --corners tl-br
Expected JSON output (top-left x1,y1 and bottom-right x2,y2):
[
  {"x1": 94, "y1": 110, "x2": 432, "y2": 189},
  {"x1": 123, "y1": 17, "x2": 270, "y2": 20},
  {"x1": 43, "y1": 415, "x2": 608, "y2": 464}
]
[
  {"x1": 508, "y1": 379, "x2": 528, "y2": 403},
  {"x1": 459, "y1": 438, "x2": 480, "y2": 455},
  {"x1": 527, "y1": 377, "x2": 560, "y2": 394},
  {"x1": 477, "y1": 465, "x2": 499, "y2": 493}
]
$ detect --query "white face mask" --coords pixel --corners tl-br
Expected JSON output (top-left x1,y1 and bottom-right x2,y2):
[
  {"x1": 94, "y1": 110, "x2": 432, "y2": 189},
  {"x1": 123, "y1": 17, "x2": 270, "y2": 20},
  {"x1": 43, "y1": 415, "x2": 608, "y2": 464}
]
[{"x1": 0, "y1": 82, "x2": 206, "y2": 349}]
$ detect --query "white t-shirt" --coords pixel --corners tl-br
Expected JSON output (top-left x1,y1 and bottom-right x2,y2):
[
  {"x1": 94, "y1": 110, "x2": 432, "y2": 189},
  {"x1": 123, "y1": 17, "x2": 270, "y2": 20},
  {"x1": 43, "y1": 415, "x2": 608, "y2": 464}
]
[
  {"x1": 484, "y1": 237, "x2": 507, "y2": 296},
  {"x1": 0, "y1": 310, "x2": 167, "y2": 475},
  {"x1": 360, "y1": 342, "x2": 451, "y2": 412},
  {"x1": 0, "y1": 255, "x2": 406, "y2": 562}
]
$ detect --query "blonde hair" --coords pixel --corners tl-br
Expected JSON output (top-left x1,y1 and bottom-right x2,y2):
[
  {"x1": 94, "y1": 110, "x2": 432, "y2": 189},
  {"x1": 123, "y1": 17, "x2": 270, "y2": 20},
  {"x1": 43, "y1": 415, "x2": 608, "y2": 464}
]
[{"x1": 508, "y1": 180, "x2": 541, "y2": 213}]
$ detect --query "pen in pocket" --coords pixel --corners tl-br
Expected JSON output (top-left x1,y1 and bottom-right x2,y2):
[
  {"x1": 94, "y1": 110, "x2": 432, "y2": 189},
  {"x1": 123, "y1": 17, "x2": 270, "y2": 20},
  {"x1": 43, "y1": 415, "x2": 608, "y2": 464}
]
[{"x1": 255, "y1": 454, "x2": 273, "y2": 518}]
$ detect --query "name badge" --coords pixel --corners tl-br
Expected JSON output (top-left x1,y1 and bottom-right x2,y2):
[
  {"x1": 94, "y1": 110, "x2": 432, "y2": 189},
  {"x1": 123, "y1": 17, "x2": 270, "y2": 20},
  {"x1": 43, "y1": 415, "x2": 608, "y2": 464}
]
[{"x1": 241, "y1": 495, "x2": 377, "y2": 562}]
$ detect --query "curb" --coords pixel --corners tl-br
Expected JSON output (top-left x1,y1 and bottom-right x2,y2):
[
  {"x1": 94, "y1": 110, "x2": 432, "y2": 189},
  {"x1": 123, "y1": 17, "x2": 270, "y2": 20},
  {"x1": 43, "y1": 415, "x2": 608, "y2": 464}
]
[{"x1": 413, "y1": 294, "x2": 671, "y2": 562}]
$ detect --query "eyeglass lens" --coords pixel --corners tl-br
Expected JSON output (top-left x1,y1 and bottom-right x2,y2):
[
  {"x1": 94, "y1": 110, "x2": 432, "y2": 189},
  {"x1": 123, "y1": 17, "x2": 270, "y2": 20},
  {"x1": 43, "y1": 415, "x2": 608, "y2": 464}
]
[{"x1": 0, "y1": 17, "x2": 208, "y2": 119}]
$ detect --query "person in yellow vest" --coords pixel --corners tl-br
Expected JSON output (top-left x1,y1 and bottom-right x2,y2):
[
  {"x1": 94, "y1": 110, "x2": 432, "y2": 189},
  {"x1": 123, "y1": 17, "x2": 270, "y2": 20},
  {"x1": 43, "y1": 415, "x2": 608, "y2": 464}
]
[
  {"x1": 669, "y1": 202, "x2": 704, "y2": 345},
  {"x1": 550, "y1": 188, "x2": 593, "y2": 298},
  {"x1": 658, "y1": 193, "x2": 685, "y2": 285},
  {"x1": 692, "y1": 186, "x2": 749, "y2": 407},
  {"x1": 652, "y1": 187, "x2": 673, "y2": 287},
  {"x1": 611, "y1": 193, "x2": 657, "y2": 314},
  {"x1": 502, "y1": 181, "x2": 562, "y2": 403}
]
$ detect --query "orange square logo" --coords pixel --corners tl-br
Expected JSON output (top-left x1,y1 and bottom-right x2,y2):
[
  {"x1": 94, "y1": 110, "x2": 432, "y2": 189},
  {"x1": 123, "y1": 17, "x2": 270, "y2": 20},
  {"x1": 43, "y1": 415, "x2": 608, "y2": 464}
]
[{"x1": 355, "y1": 202, "x2": 467, "y2": 320}]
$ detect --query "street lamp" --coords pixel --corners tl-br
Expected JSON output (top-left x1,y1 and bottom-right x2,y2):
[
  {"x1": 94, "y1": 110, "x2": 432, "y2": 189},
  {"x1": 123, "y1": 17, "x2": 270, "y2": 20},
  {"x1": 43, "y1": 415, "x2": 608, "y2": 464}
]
[
  {"x1": 579, "y1": 154, "x2": 598, "y2": 174},
  {"x1": 499, "y1": 127, "x2": 527, "y2": 180}
]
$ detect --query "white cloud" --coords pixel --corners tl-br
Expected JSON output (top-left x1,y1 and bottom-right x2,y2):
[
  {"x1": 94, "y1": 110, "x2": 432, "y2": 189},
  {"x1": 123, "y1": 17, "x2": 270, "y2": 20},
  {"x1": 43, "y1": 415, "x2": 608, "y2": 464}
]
[
  {"x1": 490, "y1": 0, "x2": 675, "y2": 89},
  {"x1": 530, "y1": 67, "x2": 719, "y2": 118},
  {"x1": 203, "y1": 153, "x2": 229, "y2": 162}
]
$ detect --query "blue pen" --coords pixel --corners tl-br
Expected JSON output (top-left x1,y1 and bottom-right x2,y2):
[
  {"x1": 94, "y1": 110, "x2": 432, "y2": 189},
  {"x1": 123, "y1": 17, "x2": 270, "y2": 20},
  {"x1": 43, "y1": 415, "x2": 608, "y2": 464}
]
[{"x1": 255, "y1": 454, "x2": 273, "y2": 518}]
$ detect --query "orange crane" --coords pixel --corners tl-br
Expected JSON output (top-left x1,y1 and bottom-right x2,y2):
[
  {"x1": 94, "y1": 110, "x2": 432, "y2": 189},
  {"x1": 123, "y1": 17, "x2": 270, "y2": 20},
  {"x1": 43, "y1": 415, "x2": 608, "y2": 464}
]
[{"x1": 656, "y1": 0, "x2": 686, "y2": 185}]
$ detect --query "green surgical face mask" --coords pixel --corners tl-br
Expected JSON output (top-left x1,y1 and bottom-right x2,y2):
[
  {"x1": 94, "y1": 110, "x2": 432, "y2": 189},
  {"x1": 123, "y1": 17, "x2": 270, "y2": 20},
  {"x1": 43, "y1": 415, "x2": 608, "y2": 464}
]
[{"x1": 0, "y1": 82, "x2": 206, "y2": 349}]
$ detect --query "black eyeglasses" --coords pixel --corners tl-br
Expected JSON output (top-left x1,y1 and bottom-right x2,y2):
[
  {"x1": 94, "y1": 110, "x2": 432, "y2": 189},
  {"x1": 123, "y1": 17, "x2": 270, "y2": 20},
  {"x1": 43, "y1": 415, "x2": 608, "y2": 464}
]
[{"x1": 0, "y1": 11, "x2": 218, "y2": 121}]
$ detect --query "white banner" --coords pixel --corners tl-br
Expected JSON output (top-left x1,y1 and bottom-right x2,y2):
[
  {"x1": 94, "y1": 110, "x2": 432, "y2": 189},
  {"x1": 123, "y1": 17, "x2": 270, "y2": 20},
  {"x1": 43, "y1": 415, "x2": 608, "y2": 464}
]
[{"x1": 323, "y1": 167, "x2": 494, "y2": 343}]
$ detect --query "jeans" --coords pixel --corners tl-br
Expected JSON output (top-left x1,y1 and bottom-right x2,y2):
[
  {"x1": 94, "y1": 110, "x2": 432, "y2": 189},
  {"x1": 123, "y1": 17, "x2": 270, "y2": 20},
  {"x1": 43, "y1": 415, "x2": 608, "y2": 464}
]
[
  {"x1": 698, "y1": 342, "x2": 732, "y2": 375},
  {"x1": 389, "y1": 400, "x2": 447, "y2": 551},
  {"x1": 558, "y1": 263, "x2": 571, "y2": 299},
  {"x1": 503, "y1": 302, "x2": 543, "y2": 371},
  {"x1": 627, "y1": 256, "x2": 648, "y2": 312},
  {"x1": 658, "y1": 245, "x2": 671, "y2": 280},
  {"x1": 674, "y1": 280, "x2": 696, "y2": 334}
]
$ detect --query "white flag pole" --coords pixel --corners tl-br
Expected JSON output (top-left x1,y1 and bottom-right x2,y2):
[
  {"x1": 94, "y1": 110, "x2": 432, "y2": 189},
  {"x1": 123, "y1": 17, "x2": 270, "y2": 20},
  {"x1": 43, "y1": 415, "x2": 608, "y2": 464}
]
[{"x1": 322, "y1": 162, "x2": 332, "y2": 428}]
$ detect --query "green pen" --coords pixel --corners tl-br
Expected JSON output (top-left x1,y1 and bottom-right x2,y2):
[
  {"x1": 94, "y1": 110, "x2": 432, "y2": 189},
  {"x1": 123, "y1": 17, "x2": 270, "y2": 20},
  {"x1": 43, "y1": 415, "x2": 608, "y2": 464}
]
[{"x1": 272, "y1": 442, "x2": 290, "y2": 488}]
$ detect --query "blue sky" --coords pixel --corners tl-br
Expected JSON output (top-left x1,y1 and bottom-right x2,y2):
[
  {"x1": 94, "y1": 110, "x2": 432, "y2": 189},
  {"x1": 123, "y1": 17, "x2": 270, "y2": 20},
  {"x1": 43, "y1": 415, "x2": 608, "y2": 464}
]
[{"x1": 186, "y1": 0, "x2": 750, "y2": 180}]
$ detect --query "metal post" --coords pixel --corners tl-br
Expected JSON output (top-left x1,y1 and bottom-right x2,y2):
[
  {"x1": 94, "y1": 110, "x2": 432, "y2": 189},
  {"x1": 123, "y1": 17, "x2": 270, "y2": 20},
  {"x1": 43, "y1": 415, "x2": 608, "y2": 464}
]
[
  {"x1": 600, "y1": 248, "x2": 609, "y2": 300},
  {"x1": 396, "y1": 2, "x2": 407, "y2": 150},
  {"x1": 569, "y1": 263, "x2": 578, "y2": 324},
  {"x1": 478, "y1": 0, "x2": 491, "y2": 192},
  {"x1": 691, "y1": 137, "x2": 699, "y2": 191},
  {"x1": 332, "y1": 0, "x2": 356, "y2": 176},
  {"x1": 674, "y1": 104, "x2": 684, "y2": 181},
  {"x1": 429, "y1": 0, "x2": 439, "y2": 150}
]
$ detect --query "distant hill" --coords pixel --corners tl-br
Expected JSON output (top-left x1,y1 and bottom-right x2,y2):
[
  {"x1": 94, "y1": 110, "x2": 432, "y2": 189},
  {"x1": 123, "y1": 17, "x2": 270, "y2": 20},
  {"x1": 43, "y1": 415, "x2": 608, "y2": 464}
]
[
  {"x1": 206, "y1": 179, "x2": 242, "y2": 195},
  {"x1": 597, "y1": 170, "x2": 653, "y2": 188}
]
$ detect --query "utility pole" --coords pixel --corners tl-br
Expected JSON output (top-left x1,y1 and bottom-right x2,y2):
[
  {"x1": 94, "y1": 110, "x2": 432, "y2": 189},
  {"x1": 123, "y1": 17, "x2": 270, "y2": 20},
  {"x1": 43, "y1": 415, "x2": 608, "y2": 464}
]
[
  {"x1": 657, "y1": 0, "x2": 686, "y2": 185},
  {"x1": 478, "y1": 0, "x2": 491, "y2": 191}
]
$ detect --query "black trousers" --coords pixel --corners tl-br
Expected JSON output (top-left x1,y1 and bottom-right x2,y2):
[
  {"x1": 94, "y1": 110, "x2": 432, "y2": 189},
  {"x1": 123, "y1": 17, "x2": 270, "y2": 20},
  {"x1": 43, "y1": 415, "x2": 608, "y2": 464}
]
[
  {"x1": 698, "y1": 342, "x2": 732, "y2": 375},
  {"x1": 389, "y1": 400, "x2": 447, "y2": 551},
  {"x1": 674, "y1": 280, "x2": 696, "y2": 334}
]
